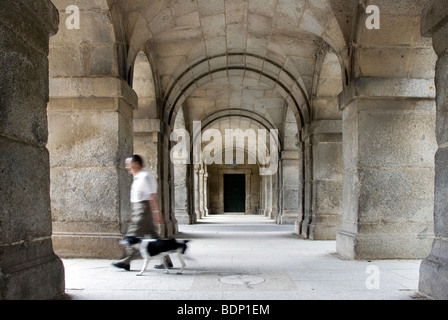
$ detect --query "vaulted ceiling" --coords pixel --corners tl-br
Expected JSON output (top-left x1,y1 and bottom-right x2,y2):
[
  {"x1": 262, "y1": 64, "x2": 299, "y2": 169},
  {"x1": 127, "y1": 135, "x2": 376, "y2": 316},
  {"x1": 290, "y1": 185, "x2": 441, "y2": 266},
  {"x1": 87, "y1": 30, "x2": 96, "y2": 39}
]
[
  {"x1": 58, "y1": 0, "x2": 432, "y2": 155},
  {"x1": 120, "y1": 0, "x2": 353, "y2": 152}
]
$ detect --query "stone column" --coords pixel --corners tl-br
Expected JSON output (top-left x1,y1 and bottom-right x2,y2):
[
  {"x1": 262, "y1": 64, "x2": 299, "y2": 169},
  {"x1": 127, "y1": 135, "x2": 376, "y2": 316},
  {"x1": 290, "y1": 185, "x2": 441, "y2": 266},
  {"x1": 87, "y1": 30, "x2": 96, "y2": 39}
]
[
  {"x1": 271, "y1": 172, "x2": 279, "y2": 220},
  {"x1": 294, "y1": 144, "x2": 305, "y2": 233},
  {"x1": 259, "y1": 175, "x2": 265, "y2": 215},
  {"x1": 267, "y1": 175, "x2": 273, "y2": 219},
  {"x1": 193, "y1": 165, "x2": 201, "y2": 219},
  {"x1": 198, "y1": 168, "x2": 205, "y2": 218},
  {"x1": 48, "y1": 0, "x2": 137, "y2": 257},
  {"x1": 263, "y1": 175, "x2": 269, "y2": 217},
  {"x1": 134, "y1": 120, "x2": 176, "y2": 237},
  {"x1": 48, "y1": 77, "x2": 137, "y2": 258},
  {"x1": 300, "y1": 120, "x2": 343, "y2": 240},
  {"x1": 203, "y1": 170, "x2": 209, "y2": 216},
  {"x1": 301, "y1": 137, "x2": 313, "y2": 234},
  {"x1": 0, "y1": 0, "x2": 64, "y2": 299},
  {"x1": 264, "y1": 175, "x2": 268, "y2": 218},
  {"x1": 279, "y1": 151, "x2": 300, "y2": 224},
  {"x1": 419, "y1": 1, "x2": 448, "y2": 300},
  {"x1": 160, "y1": 124, "x2": 178, "y2": 237},
  {"x1": 336, "y1": 77, "x2": 437, "y2": 260},
  {"x1": 174, "y1": 162, "x2": 190, "y2": 224}
]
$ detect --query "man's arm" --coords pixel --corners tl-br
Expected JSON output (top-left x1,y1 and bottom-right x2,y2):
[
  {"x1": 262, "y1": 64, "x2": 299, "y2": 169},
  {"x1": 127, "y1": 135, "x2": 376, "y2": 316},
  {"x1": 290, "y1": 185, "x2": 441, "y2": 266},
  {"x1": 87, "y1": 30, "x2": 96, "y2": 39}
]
[{"x1": 149, "y1": 193, "x2": 164, "y2": 224}]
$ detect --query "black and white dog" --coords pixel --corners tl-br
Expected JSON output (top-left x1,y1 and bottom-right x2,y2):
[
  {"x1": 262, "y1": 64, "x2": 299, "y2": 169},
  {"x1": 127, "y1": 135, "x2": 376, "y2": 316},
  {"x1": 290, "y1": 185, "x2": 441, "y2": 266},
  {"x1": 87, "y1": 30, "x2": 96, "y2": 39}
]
[{"x1": 121, "y1": 237, "x2": 189, "y2": 276}]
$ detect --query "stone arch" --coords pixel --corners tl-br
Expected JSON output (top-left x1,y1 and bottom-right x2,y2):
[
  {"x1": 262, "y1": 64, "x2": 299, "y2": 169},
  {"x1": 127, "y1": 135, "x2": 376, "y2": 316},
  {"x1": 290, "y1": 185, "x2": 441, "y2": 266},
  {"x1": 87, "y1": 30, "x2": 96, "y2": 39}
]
[
  {"x1": 118, "y1": 0, "x2": 349, "y2": 129},
  {"x1": 131, "y1": 51, "x2": 159, "y2": 177},
  {"x1": 195, "y1": 116, "x2": 279, "y2": 219},
  {"x1": 162, "y1": 54, "x2": 306, "y2": 225},
  {"x1": 297, "y1": 46, "x2": 345, "y2": 240},
  {"x1": 116, "y1": 0, "x2": 349, "y2": 231},
  {"x1": 121, "y1": 0, "x2": 348, "y2": 73},
  {"x1": 201, "y1": 111, "x2": 281, "y2": 147},
  {"x1": 312, "y1": 48, "x2": 344, "y2": 120},
  {"x1": 197, "y1": 117, "x2": 280, "y2": 165},
  {"x1": 164, "y1": 54, "x2": 311, "y2": 130},
  {"x1": 186, "y1": 110, "x2": 286, "y2": 221}
]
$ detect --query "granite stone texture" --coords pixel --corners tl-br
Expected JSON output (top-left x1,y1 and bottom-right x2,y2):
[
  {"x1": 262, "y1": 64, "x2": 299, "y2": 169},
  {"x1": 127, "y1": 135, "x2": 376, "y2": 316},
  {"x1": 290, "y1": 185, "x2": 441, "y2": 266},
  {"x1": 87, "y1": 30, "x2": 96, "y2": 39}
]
[{"x1": 0, "y1": 0, "x2": 64, "y2": 300}]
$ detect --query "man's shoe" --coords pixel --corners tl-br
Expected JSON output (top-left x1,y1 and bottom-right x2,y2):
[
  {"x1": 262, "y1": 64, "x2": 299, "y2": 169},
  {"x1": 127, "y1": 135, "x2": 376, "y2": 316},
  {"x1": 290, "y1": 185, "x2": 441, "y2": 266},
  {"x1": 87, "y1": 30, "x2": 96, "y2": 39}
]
[
  {"x1": 112, "y1": 262, "x2": 130, "y2": 271},
  {"x1": 154, "y1": 263, "x2": 174, "y2": 269},
  {"x1": 118, "y1": 239, "x2": 130, "y2": 247}
]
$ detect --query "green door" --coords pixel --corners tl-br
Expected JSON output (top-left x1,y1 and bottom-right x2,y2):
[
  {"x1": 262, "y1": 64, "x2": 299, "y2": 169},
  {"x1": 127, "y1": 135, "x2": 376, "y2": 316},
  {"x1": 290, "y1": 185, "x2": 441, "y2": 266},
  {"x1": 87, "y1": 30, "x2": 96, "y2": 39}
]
[{"x1": 224, "y1": 174, "x2": 246, "y2": 213}]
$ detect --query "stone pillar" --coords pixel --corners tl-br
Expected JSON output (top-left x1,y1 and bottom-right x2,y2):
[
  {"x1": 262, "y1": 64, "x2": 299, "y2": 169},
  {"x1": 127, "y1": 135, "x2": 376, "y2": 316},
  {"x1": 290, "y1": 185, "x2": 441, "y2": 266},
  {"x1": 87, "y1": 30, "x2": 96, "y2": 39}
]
[
  {"x1": 301, "y1": 137, "x2": 313, "y2": 234},
  {"x1": 267, "y1": 174, "x2": 273, "y2": 219},
  {"x1": 193, "y1": 165, "x2": 201, "y2": 219},
  {"x1": 263, "y1": 175, "x2": 269, "y2": 217},
  {"x1": 134, "y1": 120, "x2": 175, "y2": 237},
  {"x1": 263, "y1": 175, "x2": 269, "y2": 216},
  {"x1": 294, "y1": 144, "x2": 305, "y2": 233},
  {"x1": 48, "y1": 77, "x2": 137, "y2": 258},
  {"x1": 259, "y1": 175, "x2": 265, "y2": 215},
  {"x1": 203, "y1": 170, "x2": 209, "y2": 216},
  {"x1": 0, "y1": 0, "x2": 64, "y2": 299},
  {"x1": 198, "y1": 168, "x2": 205, "y2": 218},
  {"x1": 48, "y1": 0, "x2": 138, "y2": 257},
  {"x1": 336, "y1": 77, "x2": 437, "y2": 260},
  {"x1": 174, "y1": 162, "x2": 190, "y2": 224},
  {"x1": 271, "y1": 172, "x2": 279, "y2": 220},
  {"x1": 300, "y1": 120, "x2": 343, "y2": 240},
  {"x1": 279, "y1": 151, "x2": 300, "y2": 224},
  {"x1": 160, "y1": 125, "x2": 177, "y2": 237},
  {"x1": 419, "y1": 1, "x2": 448, "y2": 300}
]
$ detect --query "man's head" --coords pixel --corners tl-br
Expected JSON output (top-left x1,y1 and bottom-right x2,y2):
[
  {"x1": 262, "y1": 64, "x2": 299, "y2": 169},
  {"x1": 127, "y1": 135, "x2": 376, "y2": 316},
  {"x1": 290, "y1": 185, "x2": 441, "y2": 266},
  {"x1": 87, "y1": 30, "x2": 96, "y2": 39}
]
[{"x1": 125, "y1": 155, "x2": 144, "y2": 175}]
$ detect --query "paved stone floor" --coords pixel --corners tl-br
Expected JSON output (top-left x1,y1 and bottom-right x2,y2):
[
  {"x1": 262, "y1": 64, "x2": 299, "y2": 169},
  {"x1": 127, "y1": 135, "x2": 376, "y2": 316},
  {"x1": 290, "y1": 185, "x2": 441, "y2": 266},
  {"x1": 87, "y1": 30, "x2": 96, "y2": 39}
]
[{"x1": 62, "y1": 215, "x2": 425, "y2": 300}]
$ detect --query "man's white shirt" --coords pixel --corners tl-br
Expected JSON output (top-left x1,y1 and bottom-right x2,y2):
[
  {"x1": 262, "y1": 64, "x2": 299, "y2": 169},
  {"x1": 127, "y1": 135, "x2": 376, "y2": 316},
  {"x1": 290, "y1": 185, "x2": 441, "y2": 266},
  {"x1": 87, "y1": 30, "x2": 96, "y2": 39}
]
[{"x1": 130, "y1": 169, "x2": 157, "y2": 203}]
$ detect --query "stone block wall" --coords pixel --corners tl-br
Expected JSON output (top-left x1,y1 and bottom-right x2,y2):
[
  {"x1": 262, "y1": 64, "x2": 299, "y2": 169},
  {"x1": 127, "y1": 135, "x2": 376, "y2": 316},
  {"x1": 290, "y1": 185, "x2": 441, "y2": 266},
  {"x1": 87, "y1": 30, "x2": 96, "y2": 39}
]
[
  {"x1": 48, "y1": 0, "x2": 138, "y2": 258},
  {"x1": 0, "y1": 0, "x2": 65, "y2": 299},
  {"x1": 337, "y1": 78, "x2": 437, "y2": 260}
]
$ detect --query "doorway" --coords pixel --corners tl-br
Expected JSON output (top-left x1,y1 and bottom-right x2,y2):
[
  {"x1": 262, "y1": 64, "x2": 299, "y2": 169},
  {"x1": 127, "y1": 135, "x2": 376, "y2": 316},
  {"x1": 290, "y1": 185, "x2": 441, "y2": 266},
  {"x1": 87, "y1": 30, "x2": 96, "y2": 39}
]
[{"x1": 224, "y1": 174, "x2": 246, "y2": 213}]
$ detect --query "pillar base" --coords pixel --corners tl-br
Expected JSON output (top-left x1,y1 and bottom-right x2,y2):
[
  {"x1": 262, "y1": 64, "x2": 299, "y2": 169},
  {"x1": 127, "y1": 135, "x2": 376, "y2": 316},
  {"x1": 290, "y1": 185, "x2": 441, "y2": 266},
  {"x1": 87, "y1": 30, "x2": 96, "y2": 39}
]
[
  {"x1": 336, "y1": 230, "x2": 433, "y2": 260},
  {"x1": 175, "y1": 209, "x2": 192, "y2": 225},
  {"x1": 52, "y1": 233, "x2": 123, "y2": 259},
  {"x1": 418, "y1": 239, "x2": 448, "y2": 300},
  {"x1": 294, "y1": 220, "x2": 302, "y2": 235},
  {"x1": 280, "y1": 210, "x2": 299, "y2": 224},
  {"x1": 0, "y1": 239, "x2": 65, "y2": 300},
  {"x1": 308, "y1": 214, "x2": 341, "y2": 240},
  {"x1": 419, "y1": 239, "x2": 448, "y2": 300}
]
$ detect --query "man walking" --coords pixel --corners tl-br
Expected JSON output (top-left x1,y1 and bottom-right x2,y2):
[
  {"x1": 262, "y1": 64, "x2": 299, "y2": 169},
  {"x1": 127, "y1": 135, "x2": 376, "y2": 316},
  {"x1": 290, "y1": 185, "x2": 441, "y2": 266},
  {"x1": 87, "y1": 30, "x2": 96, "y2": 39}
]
[{"x1": 113, "y1": 155, "x2": 172, "y2": 270}]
